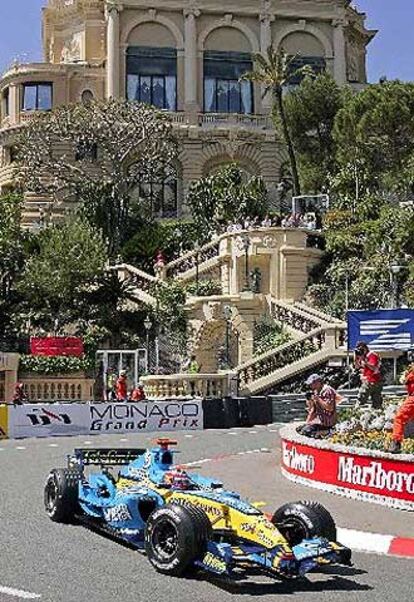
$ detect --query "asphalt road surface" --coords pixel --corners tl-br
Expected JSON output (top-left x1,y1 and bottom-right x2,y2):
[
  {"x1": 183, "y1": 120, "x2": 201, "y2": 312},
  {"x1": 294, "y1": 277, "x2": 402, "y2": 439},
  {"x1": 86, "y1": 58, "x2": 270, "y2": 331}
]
[{"x1": 0, "y1": 425, "x2": 413, "y2": 602}]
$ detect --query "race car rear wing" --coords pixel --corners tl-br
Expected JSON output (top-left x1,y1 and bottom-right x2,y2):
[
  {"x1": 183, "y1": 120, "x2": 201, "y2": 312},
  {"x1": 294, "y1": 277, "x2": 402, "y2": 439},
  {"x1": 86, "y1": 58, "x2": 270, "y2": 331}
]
[{"x1": 71, "y1": 448, "x2": 147, "y2": 466}]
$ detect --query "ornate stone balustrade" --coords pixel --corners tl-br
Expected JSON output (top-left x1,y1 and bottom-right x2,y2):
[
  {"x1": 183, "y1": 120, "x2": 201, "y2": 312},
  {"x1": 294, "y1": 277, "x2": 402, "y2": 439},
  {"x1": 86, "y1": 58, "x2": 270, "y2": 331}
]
[
  {"x1": 293, "y1": 302, "x2": 344, "y2": 326},
  {"x1": 141, "y1": 373, "x2": 231, "y2": 399},
  {"x1": 198, "y1": 113, "x2": 273, "y2": 130},
  {"x1": 110, "y1": 264, "x2": 162, "y2": 304},
  {"x1": 237, "y1": 326, "x2": 343, "y2": 391},
  {"x1": 20, "y1": 373, "x2": 94, "y2": 402},
  {"x1": 165, "y1": 240, "x2": 221, "y2": 280},
  {"x1": 269, "y1": 298, "x2": 322, "y2": 333}
]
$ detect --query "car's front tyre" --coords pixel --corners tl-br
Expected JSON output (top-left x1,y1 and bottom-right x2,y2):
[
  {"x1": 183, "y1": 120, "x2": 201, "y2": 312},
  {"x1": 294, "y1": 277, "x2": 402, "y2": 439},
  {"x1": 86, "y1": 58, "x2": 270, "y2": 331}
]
[
  {"x1": 44, "y1": 468, "x2": 81, "y2": 523},
  {"x1": 272, "y1": 500, "x2": 337, "y2": 546},
  {"x1": 144, "y1": 503, "x2": 210, "y2": 576}
]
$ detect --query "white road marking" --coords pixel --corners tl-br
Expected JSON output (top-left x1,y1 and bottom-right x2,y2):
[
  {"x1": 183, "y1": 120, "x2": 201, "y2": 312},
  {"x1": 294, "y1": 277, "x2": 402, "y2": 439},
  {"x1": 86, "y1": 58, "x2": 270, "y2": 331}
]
[
  {"x1": 184, "y1": 434, "x2": 193, "y2": 438},
  {"x1": 248, "y1": 430, "x2": 258, "y2": 434},
  {"x1": 83, "y1": 441, "x2": 92, "y2": 445},
  {"x1": 119, "y1": 438, "x2": 128, "y2": 442},
  {"x1": 227, "y1": 432, "x2": 238, "y2": 436},
  {"x1": 48, "y1": 443, "x2": 58, "y2": 448},
  {"x1": 15, "y1": 446, "x2": 26, "y2": 450},
  {"x1": 337, "y1": 527, "x2": 393, "y2": 555},
  {"x1": 0, "y1": 585, "x2": 41, "y2": 599}
]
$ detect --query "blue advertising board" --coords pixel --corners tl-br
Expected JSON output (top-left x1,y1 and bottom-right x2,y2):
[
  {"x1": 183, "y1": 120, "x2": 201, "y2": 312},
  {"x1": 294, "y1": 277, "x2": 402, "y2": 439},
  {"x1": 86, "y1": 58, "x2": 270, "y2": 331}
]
[{"x1": 347, "y1": 309, "x2": 414, "y2": 351}]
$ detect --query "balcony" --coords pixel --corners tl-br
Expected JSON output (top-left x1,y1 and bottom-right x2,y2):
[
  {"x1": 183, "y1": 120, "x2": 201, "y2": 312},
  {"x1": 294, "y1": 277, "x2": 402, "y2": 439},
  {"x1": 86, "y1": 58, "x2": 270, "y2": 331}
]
[{"x1": 168, "y1": 112, "x2": 273, "y2": 131}]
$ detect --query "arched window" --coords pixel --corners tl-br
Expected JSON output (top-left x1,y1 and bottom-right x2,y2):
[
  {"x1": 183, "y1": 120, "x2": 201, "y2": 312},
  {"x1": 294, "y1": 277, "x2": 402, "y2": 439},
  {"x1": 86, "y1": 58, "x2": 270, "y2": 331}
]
[
  {"x1": 130, "y1": 162, "x2": 179, "y2": 219},
  {"x1": 126, "y1": 47, "x2": 177, "y2": 110},
  {"x1": 204, "y1": 51, "x2": 253, "y2": 114},
  {"x1": 81, "y1": 89, "x2": 94, "y2": 104},
  {"x1": 281, "y1": 32, "x2": 326, "y2": 85},
  {"x1": 203, "y1": 27, "x2": 253, "y2": 115}
]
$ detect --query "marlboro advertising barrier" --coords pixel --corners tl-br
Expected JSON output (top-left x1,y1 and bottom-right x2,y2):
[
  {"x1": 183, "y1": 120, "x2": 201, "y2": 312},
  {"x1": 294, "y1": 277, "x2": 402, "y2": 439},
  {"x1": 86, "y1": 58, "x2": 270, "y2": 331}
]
[
  {"x1": 280, "y1": 426, "x2": 414, "y2": 511},
  {"x1": 7, "y1": 400, "x2": 203, "y2": 439}
]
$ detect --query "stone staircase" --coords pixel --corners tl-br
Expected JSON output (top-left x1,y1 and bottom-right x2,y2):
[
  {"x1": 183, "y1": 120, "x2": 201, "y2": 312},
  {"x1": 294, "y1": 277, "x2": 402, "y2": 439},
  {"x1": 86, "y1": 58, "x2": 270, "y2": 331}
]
[
  {"x1": 111, "y1": 227, "x2": 349, "y2": 396},
  {"x1": 236, "y1": 321, "x2": 347, "y2": 395}
]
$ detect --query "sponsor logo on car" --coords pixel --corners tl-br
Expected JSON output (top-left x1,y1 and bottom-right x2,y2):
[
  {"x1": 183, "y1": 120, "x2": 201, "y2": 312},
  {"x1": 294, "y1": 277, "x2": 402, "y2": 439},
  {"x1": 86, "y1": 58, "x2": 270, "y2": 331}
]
[
  {"x1": 202, "y1": 552, "x2": 227, "y2": 573},
  {"x1": 104, "y1": 504, "x2": 132, "y2": 522}
]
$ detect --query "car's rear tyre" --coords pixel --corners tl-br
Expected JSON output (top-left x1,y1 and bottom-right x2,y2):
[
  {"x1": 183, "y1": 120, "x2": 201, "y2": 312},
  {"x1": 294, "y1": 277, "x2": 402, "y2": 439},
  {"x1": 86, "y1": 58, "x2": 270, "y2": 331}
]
[
  {"x1": 144, "y1": 503, "x2": 210, "y2": 576},
  {"x1": 271, "y1": 500, "x2": 337, "y2": 546},
  {"x1": 44, "y1": 468, "x2": 81, "y2": 523}
]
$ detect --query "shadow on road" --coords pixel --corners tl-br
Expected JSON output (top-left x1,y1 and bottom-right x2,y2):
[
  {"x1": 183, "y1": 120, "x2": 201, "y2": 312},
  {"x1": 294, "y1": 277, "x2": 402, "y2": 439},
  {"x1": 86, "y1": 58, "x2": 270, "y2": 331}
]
[{"x1": 198, "y1": 566, "x2": 372, "y2": 597}]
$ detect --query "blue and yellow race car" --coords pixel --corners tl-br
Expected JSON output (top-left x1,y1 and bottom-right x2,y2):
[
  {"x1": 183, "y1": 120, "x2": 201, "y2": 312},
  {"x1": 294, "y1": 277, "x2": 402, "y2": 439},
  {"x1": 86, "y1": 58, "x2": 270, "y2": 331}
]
[{"x1": 44, "y1": 438, "x2": 351, "y2": 580}]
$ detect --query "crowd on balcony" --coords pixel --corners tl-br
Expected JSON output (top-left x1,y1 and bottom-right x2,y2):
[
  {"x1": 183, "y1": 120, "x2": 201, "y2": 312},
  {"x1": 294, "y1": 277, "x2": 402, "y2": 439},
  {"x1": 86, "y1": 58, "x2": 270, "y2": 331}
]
[{"x1": 217, "y1": 212, "x2": 322, "y2": 236}]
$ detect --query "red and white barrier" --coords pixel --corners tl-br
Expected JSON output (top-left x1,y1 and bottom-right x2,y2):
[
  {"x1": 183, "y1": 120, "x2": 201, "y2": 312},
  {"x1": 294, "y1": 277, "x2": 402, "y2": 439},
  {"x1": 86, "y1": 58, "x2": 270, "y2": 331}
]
[{"x1": 280, "y1": 425, "x2": 414, "y2": 511}]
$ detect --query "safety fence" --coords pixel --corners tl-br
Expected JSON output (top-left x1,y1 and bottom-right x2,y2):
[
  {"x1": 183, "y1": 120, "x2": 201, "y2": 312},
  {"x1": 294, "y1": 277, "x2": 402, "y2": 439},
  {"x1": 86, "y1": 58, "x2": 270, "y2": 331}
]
[{"x1": 0, "y1": 396, "x2": 275, "y2": 440}]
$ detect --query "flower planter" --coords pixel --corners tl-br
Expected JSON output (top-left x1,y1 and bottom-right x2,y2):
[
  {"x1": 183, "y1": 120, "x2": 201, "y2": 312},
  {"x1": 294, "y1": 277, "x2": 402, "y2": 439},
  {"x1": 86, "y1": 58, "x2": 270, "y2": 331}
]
[{"x1": 280, "y1": 424, "x2": 414, "y2": 511}]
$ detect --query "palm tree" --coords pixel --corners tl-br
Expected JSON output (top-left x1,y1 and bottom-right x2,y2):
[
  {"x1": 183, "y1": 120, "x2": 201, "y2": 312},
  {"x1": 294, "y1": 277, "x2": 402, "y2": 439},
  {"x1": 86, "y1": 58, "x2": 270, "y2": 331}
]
[{"x1": 242, "y1": 47, "x2": 308, "y2": 197}]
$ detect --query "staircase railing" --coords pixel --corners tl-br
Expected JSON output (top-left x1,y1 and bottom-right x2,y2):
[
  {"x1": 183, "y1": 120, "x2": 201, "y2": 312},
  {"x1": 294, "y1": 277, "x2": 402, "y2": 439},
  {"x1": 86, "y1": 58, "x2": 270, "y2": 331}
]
[
  {"x1": 293, "y1": 301, "x2": 344, "y2": 325},
  {"x1": 269, "y1": 298, "x2": 324, "y2": 333},
  {"x1": 109, "y1": 264, "x2": 164, "y2": 305},
  {"x1": 165, "y1": 239, "x2": 221, "y2": 280},
  {"x1": 237, "y1": 323, "x2": 346, "y2": 392}
]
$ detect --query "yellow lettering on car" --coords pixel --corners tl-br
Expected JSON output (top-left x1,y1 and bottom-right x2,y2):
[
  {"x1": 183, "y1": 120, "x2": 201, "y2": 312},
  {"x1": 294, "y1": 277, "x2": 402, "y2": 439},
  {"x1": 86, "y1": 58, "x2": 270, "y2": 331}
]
[{"x1": 202, "y1": 552, "x2": 226, "y2": 572}]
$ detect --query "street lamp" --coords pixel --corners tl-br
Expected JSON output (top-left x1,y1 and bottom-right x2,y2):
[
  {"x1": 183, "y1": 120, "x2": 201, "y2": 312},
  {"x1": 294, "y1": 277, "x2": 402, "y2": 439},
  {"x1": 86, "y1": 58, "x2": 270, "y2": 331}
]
[
  {"x1": 389, "y1": 262, "x2": 404, "y2": 308},
  {"x1": 241, "y1": 234, "x2": 250, "y2": 291},
  {"x1": 223, "y1": 305, "x2": 232, "y2": 369},
  {"x1": 144, "y1": 316, "x2": 152, "y2": 372}
]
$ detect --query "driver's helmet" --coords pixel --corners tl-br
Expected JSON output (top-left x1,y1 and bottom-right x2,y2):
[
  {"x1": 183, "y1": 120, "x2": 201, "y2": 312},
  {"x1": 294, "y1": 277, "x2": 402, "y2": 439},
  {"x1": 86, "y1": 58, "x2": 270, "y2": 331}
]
[{"x1": 164, "y1": 469, "x2": 191, "y2": 490}]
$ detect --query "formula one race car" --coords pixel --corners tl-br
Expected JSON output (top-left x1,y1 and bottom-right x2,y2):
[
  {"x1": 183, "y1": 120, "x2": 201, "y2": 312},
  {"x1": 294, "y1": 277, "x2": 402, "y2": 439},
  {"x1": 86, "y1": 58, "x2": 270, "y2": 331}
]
[{"x1": 44, "y1": 439, "x2": 351, "y2": 580}]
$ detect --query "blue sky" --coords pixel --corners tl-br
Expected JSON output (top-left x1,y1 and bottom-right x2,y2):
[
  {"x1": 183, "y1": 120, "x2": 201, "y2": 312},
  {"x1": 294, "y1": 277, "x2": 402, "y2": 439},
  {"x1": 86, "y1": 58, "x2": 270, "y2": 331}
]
[{"x1": 0, "y1": 1, "x2": 412, "y2": 81}]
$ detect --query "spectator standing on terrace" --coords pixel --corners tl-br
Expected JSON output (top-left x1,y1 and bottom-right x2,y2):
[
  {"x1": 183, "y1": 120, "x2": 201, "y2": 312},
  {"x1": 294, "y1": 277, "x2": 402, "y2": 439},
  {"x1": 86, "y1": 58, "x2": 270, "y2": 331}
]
[
  {"x1": 354, "y1": 341, "x2": 383, "y2": 409},
  {"x1": 389, "y1": 363, "x2": 414, "y2": 454},
  {"x1": 298, "y1": 374, "x2": 337, "y2": 437},
  {"x1": 116, "y1": 370, "x2": 128, "y2": 401},
  {"x1": 11, "y1": 383, "x2": 28, "y2": 405},
  {"x1": 130, "y1": 383, "x2": 146, "y2": 402}
]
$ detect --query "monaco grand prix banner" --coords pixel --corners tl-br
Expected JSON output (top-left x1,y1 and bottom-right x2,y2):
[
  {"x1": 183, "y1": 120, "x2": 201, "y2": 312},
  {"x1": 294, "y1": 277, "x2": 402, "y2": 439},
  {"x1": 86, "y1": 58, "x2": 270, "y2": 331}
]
[
  {"x1": 7, "y1": 400, "x2": 203, "y2": 439},
  {"x1": 281, "y1": 438, "x2": 414, "y2": 511}
]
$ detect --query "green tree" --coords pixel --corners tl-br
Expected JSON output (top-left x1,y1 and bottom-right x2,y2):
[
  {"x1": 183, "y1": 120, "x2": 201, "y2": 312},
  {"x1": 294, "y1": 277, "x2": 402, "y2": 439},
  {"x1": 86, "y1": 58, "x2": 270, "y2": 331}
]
[
  {"x1": 333, "y1": 81, "x2": 414, "y2": 200},
  {"x1": 17, "y1": 217, "x2": 107, "y2": 330},
  {"x1": 186, "y1": 164, "x2": 268, "y2": 239},
  {"x1": 307, "y1": 205, "x2": 414, "y2": 316},
  {"x1": 0, "y1": 194, "x2": 25, "y2": 348},
  {"x1": 242, "y1": 47, "x2": 310, "y2": 196},
  {"x1": 16, "y1": 99, "x2": 177, "y2": 254},
  {"x1": 284, "y1": 74, "x2": 345, "y2": 192}
]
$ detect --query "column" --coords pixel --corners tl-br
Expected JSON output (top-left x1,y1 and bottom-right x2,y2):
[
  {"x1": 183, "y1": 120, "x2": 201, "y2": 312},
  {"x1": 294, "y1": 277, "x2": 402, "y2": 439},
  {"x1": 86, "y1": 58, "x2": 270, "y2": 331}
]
[
  {"x1": 259, "y1": 11, "x2": 274, "y2": 111},
  {"x1": 8, "y1": 83, "x2": 18, "y2": 125},
  {"x1": 184, "y1": 8, "x2": 200, "y2": 113},
  {"x1": 333, "y1": 19, "x2": 347, "y2": 84},
  {"x1": 106, "y1": 3, "x2": 121, "y2": 98}
]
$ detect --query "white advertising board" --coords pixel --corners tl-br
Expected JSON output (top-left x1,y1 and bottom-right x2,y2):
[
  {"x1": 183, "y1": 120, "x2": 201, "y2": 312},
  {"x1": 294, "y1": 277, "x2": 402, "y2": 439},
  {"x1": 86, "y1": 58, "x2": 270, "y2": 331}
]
[{"x1": 8, "y1": 400, "x2": 204, "y2": 439}]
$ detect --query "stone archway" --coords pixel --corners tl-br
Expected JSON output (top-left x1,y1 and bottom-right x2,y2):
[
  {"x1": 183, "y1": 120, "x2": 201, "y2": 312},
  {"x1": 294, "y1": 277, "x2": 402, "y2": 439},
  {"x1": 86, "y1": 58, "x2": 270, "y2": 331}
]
[{"x1": 192, "y1": 318, "x2": 240, "y2": 373}]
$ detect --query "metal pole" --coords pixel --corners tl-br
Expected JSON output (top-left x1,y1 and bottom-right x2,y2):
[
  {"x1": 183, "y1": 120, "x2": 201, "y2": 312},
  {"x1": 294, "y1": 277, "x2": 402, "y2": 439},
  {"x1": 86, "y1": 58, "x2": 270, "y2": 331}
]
[
  {"x1": 244, "y1": 248, "x2": 250, "y2": 291},
  {"x1": 226, "y1": 319, "x2": 230, "y2": 368},
  {"x1": 146, "y1": 333, "x2": 150, "y2": 372},
  {"x1": 155, "y1": 336, "x2": 160, "y2": 373},
  {"x1": 345, "y1": 273, "x2": 351, "y2": 389}
]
